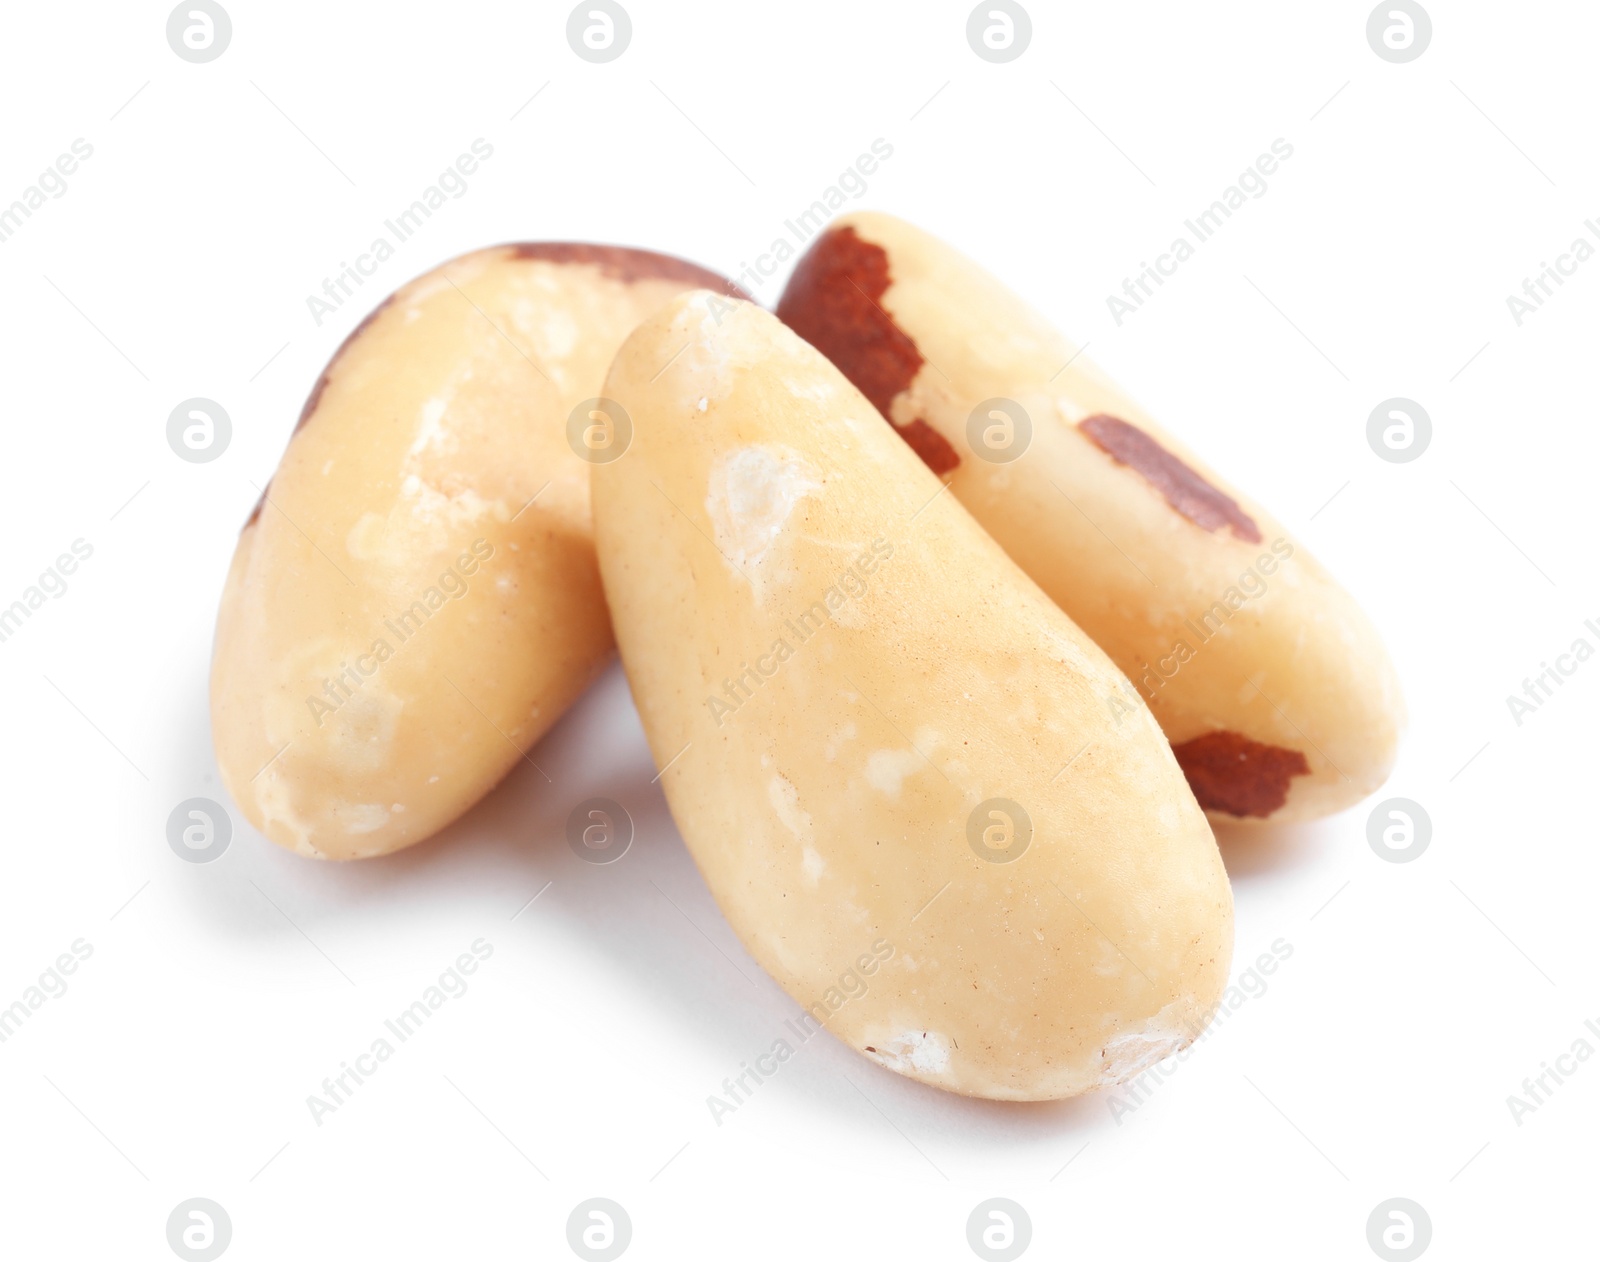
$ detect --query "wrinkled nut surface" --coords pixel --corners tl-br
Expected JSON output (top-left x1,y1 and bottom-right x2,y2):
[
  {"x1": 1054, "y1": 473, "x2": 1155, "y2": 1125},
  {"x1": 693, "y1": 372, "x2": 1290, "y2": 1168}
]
[
  {"x1": 211, "y1": 244, "x2": 739, "y2": 859},
  {"x1": 778, "y1": 213, "x2": 1405, "y2": 823},
  {"x1": 592, "y1": 293, "x2": 1232, "y2": 1100}
]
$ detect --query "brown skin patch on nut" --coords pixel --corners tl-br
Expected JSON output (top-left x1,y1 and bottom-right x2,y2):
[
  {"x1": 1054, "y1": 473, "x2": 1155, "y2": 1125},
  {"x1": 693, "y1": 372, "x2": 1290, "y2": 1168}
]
[
  {"x1": 244, "y1": 292, "x2": 397, "y2": 529},
  {"x1": 248, "y1": 295, "x2": 396, "y2": 525},
  {"x1": 776, "y1": 227, "x2": 920, "y2": 415},
  {"x1": 245, "y1": 244, "x2": 745, "y2": 529},
  {"x1": 897, "y1": 418, "x2": 962, "y2": 476},
  {"x1": 293, "y1": 293, "x2": 396, "y2": 436},
  {"x1": 1079, "y1": 414, "x2": 1261, "y2": 544},
  {"x1": 777, "y1": 226, "x2": 960, "y2": 477},
  {"x1": 1171, "y1": 730, "x2": 1309, "y2": 818},
  {"x1": 505, "y1": 242, "x2": 751, "y2": 298}
]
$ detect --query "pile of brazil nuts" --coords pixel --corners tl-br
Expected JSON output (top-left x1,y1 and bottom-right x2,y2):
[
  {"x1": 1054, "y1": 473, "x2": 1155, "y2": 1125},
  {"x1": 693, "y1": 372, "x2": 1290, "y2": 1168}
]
[{"x1": 211, "y1": 215, "x2": 1403, "y2": 1101}]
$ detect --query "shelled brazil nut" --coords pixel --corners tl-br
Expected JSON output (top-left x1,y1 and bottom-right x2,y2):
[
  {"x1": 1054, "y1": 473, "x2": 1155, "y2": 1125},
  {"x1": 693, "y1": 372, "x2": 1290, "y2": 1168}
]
[
  {"x1": 211, "y1": 244, "x2": 741, "y2": 859},
  {"x1": 591, "y1": 291, "x2": 1233, "y2": 1099},
  {"x1": 778, "y1": 212, "x2": 1404, "y2": 824}
]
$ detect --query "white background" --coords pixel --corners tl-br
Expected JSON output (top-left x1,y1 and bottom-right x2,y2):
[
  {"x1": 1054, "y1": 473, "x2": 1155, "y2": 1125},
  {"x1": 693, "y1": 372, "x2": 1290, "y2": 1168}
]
[{"x1": 1, "y1": 1, "x2": 1595, "y2": 1258}]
